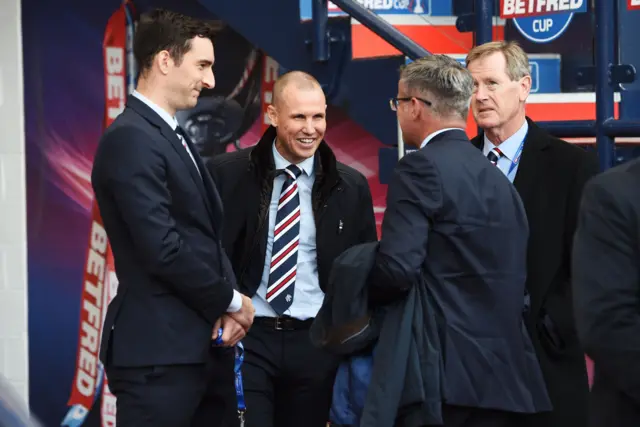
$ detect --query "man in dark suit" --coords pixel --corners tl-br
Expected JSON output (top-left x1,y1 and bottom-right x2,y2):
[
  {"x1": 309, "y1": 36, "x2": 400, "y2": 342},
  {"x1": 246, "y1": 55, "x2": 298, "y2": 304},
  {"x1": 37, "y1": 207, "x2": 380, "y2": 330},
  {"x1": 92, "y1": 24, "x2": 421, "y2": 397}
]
[
  {"x1": 91, "y1": 9, "x2": 255, "y2": 427},
  {"x1": 370, "y1": 54, "x2": 551, "y2": 427},
  {"x1": 207, "y1": 71, "x2": 378, "y2": 427},
  {"x1": 573, "y1": 158, "x2": 640, "y2": 427},
  {"x1": 466, "y1": 41, "x2": 599, "y2": 427}
]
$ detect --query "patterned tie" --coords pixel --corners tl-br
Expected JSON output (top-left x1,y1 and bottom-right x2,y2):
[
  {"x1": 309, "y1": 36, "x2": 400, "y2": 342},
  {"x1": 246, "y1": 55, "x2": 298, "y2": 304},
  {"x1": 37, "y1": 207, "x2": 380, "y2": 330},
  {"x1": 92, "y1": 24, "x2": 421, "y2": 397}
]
[
  {"x1": 175, "y1": 126, "x2": 201, "y2": 175},
  {"x1": 266, "y1": 165, "x2": 303, "y2": 315},
  {"x1": 487, "y1": 147, "x2": 504, "y2": 166},
  {"x1": 175, "y1": 126, "x2": 190, "y2": 150}
]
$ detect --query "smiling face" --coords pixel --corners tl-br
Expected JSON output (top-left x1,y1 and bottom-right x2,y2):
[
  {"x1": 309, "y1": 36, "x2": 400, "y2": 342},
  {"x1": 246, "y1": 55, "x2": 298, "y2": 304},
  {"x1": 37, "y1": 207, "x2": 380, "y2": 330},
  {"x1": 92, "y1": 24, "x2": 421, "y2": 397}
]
[
  {"x1": 164, "y1": 36, "x2": 215, "y2": 112},
  {"x1": 267, "y1": 83, "x2": 327, "y2": 164},
  {"x1": 467, "y1": 51, "x2": 530, "y2": 139}
]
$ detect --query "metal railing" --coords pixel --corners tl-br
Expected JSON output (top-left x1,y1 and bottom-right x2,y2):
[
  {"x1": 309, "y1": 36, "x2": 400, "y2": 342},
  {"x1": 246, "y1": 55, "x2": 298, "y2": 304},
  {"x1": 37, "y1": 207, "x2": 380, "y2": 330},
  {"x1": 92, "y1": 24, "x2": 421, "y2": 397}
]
[
  {"x1": 316, "y1": 0, "x2": 430, "y2": 61},
  {"x1": 311, "y1": 0, "x2": 640, "y2": 171},
  {"x1": 529, "y1": 0, "x2": 638, "y2": 171}
]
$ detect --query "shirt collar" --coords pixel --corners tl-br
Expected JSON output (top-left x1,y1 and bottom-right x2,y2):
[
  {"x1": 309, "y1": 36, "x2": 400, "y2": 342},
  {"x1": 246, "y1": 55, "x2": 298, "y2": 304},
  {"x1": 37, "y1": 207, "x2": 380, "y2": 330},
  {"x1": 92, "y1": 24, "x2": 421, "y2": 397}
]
[
  {"x1": 420, "y1": 128, "x2": 465, "y2": 149},
  {"x1": 132, "y1": 90, "x2": 179, "y2": 130},
  {"x1": 272, "y1": 140, "x2": 315, "y2": 176},
  {"x1": 482, "y1": 120, "x2": 529, "y2": 160}
]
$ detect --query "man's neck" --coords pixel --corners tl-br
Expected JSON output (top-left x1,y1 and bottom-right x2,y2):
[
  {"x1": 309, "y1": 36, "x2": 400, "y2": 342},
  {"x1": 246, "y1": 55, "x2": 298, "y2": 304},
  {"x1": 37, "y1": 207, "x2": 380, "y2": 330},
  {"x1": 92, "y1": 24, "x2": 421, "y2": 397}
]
[
  {"x1": 415, "y1": 120, "x2": 465, "y2": 147},
  {"x1": 485, "y1": 114, "x2": 526, "y2": 146},
  {"x1": 135, "y1": 78, "x2": 175, "y2": 117}
]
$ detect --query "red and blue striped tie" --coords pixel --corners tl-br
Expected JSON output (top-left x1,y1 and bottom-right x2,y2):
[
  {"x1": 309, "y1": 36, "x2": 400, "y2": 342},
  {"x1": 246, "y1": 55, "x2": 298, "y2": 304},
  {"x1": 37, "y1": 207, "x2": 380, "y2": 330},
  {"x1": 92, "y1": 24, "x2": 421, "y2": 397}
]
[
  {"x1": 487, "y1": 147, "x2": 504, "y2": 166},
  {"x1": 266, "y1": 164, "x2": 303, "y2": 315}
]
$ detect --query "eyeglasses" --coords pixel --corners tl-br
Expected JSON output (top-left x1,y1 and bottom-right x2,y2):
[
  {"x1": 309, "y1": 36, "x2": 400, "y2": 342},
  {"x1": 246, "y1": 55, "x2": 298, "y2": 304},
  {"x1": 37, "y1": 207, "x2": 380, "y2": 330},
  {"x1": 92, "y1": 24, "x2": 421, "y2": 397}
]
[{"x1": 389, "y1": 96, "x2": 432, "y2": 111}]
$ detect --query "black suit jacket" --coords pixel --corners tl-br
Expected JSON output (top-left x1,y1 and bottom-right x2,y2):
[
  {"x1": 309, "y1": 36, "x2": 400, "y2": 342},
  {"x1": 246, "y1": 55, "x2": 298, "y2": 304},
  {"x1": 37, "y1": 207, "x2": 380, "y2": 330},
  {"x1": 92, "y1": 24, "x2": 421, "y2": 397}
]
[
  {"x1": 206, "y1": 125, "x2": 378, "y2": 297},
  {"x1": 471, "y1": 118, "x2": 598, "y2": 426},
  {"x1": 371, "y1": 129, "x2": 551, "y2": 414},
  {"x1": 92, "y1": 96, "x2": 236, "y2": 367},
  {"x1": 573, "y1": 158, "x2": 640, "y2": 427}
]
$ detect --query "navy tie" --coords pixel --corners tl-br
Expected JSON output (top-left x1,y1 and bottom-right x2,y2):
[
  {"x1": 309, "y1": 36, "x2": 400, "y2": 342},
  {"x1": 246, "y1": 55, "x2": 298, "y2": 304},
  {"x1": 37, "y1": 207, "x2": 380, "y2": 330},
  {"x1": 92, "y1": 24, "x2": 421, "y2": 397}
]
[
  {"x1": 266, "y1": 165, "x2": 303, "y2": 315},
  {"x1": 487, "y1": 147, "x2": 504, "y2": 166}
]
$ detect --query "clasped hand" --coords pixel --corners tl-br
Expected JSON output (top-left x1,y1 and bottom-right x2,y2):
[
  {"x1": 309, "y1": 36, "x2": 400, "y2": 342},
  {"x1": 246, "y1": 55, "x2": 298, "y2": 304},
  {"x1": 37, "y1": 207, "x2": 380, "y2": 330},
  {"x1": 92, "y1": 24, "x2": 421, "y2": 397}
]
[{"x1": 212, "y1": 294, "x2": 255, "y2": 347}]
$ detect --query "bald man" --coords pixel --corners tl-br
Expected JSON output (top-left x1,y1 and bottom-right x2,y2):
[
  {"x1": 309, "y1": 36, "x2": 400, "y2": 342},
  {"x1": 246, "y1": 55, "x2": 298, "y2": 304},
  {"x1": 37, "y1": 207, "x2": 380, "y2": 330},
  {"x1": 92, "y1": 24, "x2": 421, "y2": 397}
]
[{"x1": 206, "y1": 71, "x2": 377, "y2": 427}]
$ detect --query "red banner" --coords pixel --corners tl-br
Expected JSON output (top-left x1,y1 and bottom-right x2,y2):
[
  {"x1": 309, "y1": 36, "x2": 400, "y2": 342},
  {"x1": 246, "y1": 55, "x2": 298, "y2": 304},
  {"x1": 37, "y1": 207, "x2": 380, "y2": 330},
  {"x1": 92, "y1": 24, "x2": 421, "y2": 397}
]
[
  {"x1": 630, "y1": 0, "x2": 640, "y2": 10},
  {"x1": 100, "y1": 250, "x2": 119, "y2": 427},
  {"x1": 63, "y1": 3, "x2": 128, "y2": 426},
  {"x1": 260, "y1": 56, "x2": 279, "y2": 133},
  {"x1": 65, "y1": 216, "x2": 110, "y2": 412}
]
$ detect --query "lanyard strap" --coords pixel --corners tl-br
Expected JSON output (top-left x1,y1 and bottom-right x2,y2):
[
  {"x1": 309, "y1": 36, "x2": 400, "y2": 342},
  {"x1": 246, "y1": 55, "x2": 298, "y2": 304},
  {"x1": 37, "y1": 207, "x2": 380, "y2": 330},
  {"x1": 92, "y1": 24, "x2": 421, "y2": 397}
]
[
  {"x1": 214, "y1": 328, "x2": 246, "y2": 425},
  {"x1": 507, "y1": 138, "x2": 526, "y2": 178}
]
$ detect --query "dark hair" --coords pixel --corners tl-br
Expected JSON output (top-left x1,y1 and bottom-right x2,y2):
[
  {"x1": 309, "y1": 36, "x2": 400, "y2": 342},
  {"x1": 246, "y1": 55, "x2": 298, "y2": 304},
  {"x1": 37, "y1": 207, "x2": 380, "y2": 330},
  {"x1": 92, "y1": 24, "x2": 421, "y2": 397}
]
[{"x1": 134, "y1": 9, "x2": 219, "y2": 75}]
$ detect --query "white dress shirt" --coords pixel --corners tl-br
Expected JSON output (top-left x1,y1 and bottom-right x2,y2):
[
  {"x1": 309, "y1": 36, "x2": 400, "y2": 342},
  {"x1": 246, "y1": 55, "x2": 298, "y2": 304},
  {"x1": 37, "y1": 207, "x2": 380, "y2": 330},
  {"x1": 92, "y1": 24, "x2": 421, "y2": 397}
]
[
  {"x1": 252, "y1": 143, "x2": 323, "y2": 320},
  {"x1": 482, "y1": 120, "x2": 529, "y2": 183}
]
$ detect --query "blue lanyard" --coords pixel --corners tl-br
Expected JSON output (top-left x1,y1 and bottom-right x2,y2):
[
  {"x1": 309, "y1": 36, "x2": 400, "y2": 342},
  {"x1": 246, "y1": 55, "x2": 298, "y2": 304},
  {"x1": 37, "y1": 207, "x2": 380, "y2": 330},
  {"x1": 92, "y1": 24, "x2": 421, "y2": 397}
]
[
  {"x1": 214, "y1": 328, "x2": 246, "y2": 426},
  {"x1": 507, "y1": 138, "x2": 526, "y2": 179}
]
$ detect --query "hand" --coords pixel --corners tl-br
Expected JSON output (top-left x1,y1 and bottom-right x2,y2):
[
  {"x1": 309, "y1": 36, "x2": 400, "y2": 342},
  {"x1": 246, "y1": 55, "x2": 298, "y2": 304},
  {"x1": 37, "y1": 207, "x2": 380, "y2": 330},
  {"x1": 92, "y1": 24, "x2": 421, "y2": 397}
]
[
  {"x1": 220, "y1": 315, "x2": 246, "y2": 347},
  {"x1": 212, "y1": 317, "x2": 223, "y2": 342},
  {"x1": 229, "y1": 294, "x2": 255, "y2": 332}
]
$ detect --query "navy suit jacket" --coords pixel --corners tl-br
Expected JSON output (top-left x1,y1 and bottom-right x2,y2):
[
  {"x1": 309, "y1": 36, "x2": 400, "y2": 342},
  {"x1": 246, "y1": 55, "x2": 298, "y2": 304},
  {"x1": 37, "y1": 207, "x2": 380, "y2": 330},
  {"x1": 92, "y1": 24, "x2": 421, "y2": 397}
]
[
  {"x1": 573, "y1": 158, "x2": 640, "y2": 427},
  {"x1": 91, "y1": 96, "x2": 236, "y2": 367},
  {"x1": 370, "y1": 129, "x2": 551, "y2": 413}
]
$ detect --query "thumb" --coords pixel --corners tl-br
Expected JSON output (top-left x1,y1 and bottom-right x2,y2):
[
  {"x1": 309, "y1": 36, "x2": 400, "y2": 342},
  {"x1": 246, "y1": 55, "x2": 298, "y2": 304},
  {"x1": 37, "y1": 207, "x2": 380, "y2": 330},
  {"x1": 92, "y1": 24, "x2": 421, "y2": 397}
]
[{"x1": 213, "y1": 317, "x2": 222, "y2": 338}]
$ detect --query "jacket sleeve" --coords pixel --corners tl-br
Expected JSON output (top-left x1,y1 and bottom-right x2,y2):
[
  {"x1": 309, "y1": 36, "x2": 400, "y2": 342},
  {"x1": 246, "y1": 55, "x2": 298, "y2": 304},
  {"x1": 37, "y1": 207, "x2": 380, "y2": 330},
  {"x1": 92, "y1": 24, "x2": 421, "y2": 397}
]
[
  {"x1": 572, "y1": 173, "x2": 640, "y2": 403},
  {"x1": 94, "y1": 127, "x2": 234, "y2": 325},
  {"x1": 565, "y1": 151, "x2": 600, "y2": 271},
  {"x1": 356, "y1": 174, "x2": 379, "y2": 244},
  {"x1": 369, "y1": 152, "x2": 442, "y2": 295}
]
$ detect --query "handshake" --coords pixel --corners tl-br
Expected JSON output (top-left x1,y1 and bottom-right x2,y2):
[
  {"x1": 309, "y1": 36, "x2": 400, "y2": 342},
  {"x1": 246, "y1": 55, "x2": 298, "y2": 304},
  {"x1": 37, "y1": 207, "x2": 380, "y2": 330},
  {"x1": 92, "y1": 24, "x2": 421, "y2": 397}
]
[{"x1": 213, "y1": 294, "x2": 255, "y2": 347}]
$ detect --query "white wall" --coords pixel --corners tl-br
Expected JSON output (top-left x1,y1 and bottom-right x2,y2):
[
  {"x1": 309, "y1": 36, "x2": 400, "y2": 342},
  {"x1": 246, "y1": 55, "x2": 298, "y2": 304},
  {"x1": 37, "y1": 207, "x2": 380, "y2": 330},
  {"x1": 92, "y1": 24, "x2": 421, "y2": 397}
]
[{"x1": 0, "y1": 0, "x2": 30, "y2": 405}]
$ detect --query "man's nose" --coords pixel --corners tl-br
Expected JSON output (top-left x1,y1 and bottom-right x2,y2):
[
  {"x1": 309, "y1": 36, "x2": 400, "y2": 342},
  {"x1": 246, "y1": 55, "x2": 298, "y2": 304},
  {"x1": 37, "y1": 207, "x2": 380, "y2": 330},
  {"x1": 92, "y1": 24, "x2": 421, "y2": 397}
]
[
  {"x1": 474, "y1": 85, "x2": 489, "y2": 100},
  {"x1": 303, "y1": 120, "x2": 315, "y2": 134},
  {"x1": 202, "y1": 68, "x2": 215, "y2": 89}
]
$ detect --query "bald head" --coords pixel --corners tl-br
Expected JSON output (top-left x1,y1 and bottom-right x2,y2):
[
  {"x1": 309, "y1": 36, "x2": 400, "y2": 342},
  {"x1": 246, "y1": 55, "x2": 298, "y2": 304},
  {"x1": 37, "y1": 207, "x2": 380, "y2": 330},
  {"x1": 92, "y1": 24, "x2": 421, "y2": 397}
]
[
  {"x1": 272, "y1": 71, "x2": 323, "y2": 107},
  {"x1": 266, "y1": 70, "x2": 327, "y2": 165}
]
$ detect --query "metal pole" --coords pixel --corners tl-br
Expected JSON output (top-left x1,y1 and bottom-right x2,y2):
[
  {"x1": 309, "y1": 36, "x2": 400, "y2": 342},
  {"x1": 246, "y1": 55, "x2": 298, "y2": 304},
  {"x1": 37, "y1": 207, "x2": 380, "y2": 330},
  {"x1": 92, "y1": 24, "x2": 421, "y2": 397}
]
[
  {"x1": 473, "y1": 0, "x2": 493, "y2": 135},
  {"x1": 474, "y1": 0, "x2": 494, "y2": 47},
  {"x1": 602, "y1": 118, "x2": 640, "y2": 137},
  {"x1": 594, "y1": 0, "x2": 616, "y2": 171},
  {"x1": 312, "y1": 0, "x2": 329, "y2": 62},
  {"x1": 397, "y1": 119, "x2": 404, "y2": 160},
  {"x1": 330, "y1": 0, "x2": 430, "y2": 60},
  {"x1": 537, "y1": 120, "x2": 597, "y2": 137}
]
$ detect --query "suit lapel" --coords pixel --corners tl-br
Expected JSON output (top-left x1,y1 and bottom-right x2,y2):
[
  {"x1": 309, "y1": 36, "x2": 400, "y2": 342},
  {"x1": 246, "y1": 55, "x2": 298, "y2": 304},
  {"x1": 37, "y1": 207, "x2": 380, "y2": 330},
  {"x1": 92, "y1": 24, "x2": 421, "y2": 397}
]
[
  {"x1": 126, "y1": 96, "x2": 222, "y2": 229},
  {"x1": 163, "y1": 126, "x2": 207, "y2": 193},
  {"x1": 513, "y1": 119, "x2": 549, "y2": 207},
  {"x1": 189, "y1": 138, "x2": 224, "y2": 230},
  {"x1": 175, "y1": 129, "x2": 224, "y2": 229}
]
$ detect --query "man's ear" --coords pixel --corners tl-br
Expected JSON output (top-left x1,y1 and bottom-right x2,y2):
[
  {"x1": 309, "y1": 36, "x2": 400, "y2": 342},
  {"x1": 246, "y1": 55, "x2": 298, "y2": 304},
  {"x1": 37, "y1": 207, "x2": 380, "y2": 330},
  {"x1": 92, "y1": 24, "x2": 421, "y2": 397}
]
[
  {"x1": 157, "y1": 50, "x2": 172, "y2": 75},
  {"x1": 411, "y1": 98, "x2": 421, "y2": 120},
  {"x1": 267, "y1": 104, "x2": 278, "y2": 127},
  {"x1": 519, "y1": 75, "x2": 532, "y2": 102}
]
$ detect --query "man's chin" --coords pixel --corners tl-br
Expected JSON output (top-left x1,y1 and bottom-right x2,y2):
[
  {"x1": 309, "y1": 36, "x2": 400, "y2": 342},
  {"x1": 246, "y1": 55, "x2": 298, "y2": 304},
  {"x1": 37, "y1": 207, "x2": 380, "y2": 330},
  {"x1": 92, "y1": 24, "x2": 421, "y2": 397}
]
[
  {"x1": 179, "y1": 99, "x2": 198, "y2": 112},
  {"x1": 295, "y1": 144, "x2": 319, "y2": 159},
  {"x1": 474, "y1": 117, "x2": 497, "y2": 131}
]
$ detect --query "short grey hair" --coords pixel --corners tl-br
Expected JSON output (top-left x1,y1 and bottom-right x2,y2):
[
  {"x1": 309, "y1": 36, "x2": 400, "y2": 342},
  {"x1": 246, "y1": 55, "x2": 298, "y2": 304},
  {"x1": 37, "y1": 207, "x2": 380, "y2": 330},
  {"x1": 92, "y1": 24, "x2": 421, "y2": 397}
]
[
  {"x1": 466, "y1": 41, "x2": 530, "y2": 81},
  {"x1": 400, "y1": 55, "x2": 474, "y2": 120}
]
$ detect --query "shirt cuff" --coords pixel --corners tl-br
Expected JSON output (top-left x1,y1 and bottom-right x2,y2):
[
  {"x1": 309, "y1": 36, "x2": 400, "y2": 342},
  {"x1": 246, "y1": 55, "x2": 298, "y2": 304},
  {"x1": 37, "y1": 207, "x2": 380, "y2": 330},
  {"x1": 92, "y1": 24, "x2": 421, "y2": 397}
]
[{"x1": 226, "y1": 290, "x2": 243, "y2": 313}]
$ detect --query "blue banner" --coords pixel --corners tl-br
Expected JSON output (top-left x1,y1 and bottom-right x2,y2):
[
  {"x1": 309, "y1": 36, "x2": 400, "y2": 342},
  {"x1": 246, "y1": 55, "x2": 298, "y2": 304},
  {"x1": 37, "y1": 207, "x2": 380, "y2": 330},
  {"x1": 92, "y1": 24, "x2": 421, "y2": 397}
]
[{"x1": 300, "y1": 0, "x2": 453, "y2": 20}]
